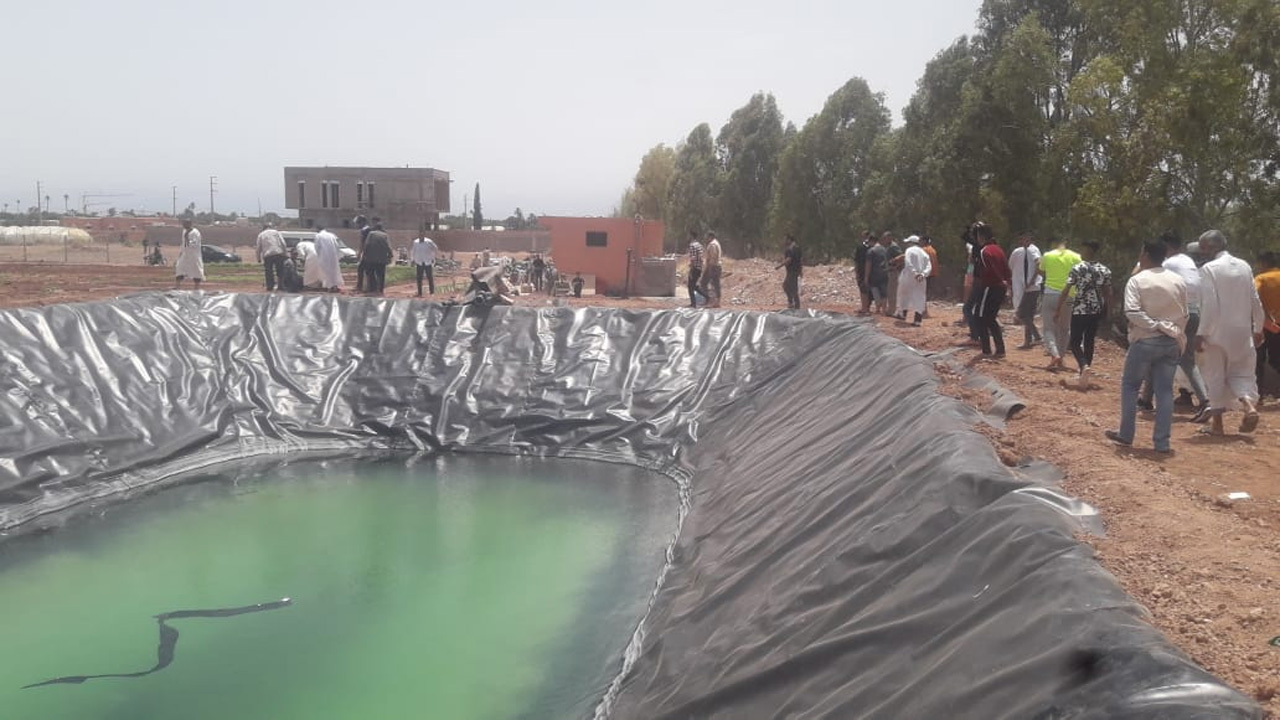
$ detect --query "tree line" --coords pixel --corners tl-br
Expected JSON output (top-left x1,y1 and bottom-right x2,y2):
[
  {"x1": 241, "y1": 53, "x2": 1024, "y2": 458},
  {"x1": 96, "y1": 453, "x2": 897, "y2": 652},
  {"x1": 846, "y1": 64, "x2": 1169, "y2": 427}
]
[{"x1": 617, "y1": 0, "x2": 1280, "y2": 275}]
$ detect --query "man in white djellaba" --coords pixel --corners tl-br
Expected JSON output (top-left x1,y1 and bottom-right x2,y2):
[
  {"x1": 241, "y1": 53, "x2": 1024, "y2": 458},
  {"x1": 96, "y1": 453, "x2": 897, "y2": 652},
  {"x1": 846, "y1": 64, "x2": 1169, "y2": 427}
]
[
  {"x1": 1196, "y1": 229, "x2": 1266, "y2": 435},
  {"x1": 174, "y1": 218, "x2": 204, "y2": 290},
  {"x1": 313, "y1": 227, "x2": 345, "y2": 292},
  {"x1": 295, "y1": 239, "x2": 322, "y2": 289},
  {"x1": 897, "y1": 235, "x2": 932, "y2": 326}
]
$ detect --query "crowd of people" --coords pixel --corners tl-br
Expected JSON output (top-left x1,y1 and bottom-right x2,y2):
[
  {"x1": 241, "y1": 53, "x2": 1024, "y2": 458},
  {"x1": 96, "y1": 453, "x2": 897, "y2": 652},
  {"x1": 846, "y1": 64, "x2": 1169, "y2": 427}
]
[
  {"x1": 678, "y1": 221, "x2": 1276, "y2": 454},
  {"x1": 945, "y1": 223, "x2": 1275, "y2": 453}
]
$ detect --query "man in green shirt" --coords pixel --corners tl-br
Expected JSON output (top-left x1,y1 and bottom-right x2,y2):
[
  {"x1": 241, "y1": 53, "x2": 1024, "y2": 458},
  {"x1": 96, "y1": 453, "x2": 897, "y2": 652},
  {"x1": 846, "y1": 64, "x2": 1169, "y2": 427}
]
[{"x1": 1037, "y1": 239, "x2": 1083, "y2": 371}]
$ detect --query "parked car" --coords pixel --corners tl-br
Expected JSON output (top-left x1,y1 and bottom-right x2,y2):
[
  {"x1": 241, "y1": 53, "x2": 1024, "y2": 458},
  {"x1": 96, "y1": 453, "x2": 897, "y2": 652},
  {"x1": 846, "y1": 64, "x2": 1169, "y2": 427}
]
[
  {"x1": 201, "y1": 244, "x2": 241, "y2": 263},
  {"x1": 280, "y1": 231, "x2": 359, "y2": 264}
]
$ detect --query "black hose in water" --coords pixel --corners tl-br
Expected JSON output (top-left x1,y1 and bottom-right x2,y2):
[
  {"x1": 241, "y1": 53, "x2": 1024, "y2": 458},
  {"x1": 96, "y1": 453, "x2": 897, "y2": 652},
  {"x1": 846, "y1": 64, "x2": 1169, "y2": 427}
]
[{"x1": 22, "y1": 598, "x2": 293, "y2": 689}]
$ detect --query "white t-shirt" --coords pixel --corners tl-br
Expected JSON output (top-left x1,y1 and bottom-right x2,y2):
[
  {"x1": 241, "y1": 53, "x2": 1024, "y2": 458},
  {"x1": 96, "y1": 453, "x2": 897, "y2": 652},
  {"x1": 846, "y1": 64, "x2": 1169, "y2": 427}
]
[
  {"x1": 411, "y1": 237, "x2": 438, "y2": 265},
  {"x1": 1162, "y1": 252, "x2": 1201, "y2": 310}
]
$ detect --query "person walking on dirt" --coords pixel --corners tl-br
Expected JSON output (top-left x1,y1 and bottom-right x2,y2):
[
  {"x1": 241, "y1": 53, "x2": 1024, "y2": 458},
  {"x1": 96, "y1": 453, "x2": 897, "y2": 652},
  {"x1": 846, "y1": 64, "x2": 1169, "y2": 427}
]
[
  {"x1": 686, "y1": 231, "x2": 704, "y2": 308},
  {"x1": 972, "y1": 223, "x2": 1011, "y2": 358},
  {"x1": 174, "y1": 218, "x2": 204, "y2": 290},
  {"x1": 1138, "y1": 233, "x2": 1212, "y2": 419},
  {"x1": 571, "y1": 272, "x2": 585, "y2": 298},
  {"x1": 865, "y1": 232, "x2": 893, "y2": 316},
  {"x1": 1107, "y1": 239, "x2": 1187, "y2": 453},
  {"x1": 1037, "y1": 238, "x2": 1083, "y2": 370},
  {"x1": 778, "y1": 234, "x2": 803, "y2": 310},
  {"x1": 1056, "y1": 241, "x2": 1112, "y2": 387},
  {"x1": 361, "y1": 222, "x2": 393, "y2": 295},
  {"x1": 255, "y1": 223, "x2": 287, "y2": 292},
  {"x1": 1196, "y1": 229, "x2": 1265, "y2": 435},
  {"x1": 1009, "y1": 231, "x2": 1043, "y2": 349},
  {"x1": 1255, "y1": 251, "x2": 1280, "y2": 397},
  {"x1": 411, "y1": 232, "x2": 438, "y2": 296},
  {"x1": 700, "y1": 232, "x2": 723, "y2": 308},
  {"x1": 898, "y1": 235, "x2": 931, "y2": 325}
]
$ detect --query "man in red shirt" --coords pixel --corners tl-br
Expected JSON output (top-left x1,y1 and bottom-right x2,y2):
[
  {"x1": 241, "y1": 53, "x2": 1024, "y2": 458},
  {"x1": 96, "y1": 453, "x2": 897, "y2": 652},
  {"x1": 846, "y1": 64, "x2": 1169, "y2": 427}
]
[{"x1": 973, "y1": 222, "x2": 1012, "y2": 358}]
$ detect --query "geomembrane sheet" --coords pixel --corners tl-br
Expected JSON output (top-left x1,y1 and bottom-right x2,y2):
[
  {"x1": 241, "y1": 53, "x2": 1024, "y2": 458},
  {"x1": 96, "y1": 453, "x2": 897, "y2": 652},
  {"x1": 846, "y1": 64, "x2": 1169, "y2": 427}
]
[{"x1": 0, "y1": 293, "x2": 1262, "y2": 719}]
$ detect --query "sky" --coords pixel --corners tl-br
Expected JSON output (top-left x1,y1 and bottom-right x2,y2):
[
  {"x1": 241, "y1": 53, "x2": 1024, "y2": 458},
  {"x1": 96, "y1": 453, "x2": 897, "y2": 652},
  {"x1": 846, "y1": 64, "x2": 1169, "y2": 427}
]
[{"x1": 1, "y1": 0, "x2": 981, "y2": 220}]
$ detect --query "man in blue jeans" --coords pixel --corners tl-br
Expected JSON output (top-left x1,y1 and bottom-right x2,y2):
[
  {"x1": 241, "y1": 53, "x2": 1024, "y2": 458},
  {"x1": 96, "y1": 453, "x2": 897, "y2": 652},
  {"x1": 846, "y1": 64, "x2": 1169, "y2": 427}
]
[{"x1": 1107, "y1": 240, "x2": 1189, "y2": 453}]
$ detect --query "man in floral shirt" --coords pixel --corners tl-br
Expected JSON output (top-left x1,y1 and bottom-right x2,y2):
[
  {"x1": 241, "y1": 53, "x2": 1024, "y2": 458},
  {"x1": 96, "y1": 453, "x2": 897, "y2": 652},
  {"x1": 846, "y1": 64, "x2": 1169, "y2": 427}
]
[{"x1": 1056, "y1": 241, "x2": 1112, "y2": 386}]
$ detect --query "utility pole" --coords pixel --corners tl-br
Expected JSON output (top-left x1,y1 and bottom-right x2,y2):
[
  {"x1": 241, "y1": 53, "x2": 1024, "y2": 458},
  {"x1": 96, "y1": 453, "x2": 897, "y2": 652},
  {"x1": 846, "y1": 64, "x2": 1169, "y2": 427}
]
[
  {"x1": 63, "y1": 194, "x2": 69, "y2": 213},
  {"x1": 209, "y1": 176, "x2": 218, "y2": 218},
  {"x1": 172, "y1": 186, "x2": 177, "y2": 217},
  {"x1": 35, "y1": 181, "x2": 42, "y2": 226},
  {"x1": 463, "y1": 193, "x2": 468, "y2": 230}
]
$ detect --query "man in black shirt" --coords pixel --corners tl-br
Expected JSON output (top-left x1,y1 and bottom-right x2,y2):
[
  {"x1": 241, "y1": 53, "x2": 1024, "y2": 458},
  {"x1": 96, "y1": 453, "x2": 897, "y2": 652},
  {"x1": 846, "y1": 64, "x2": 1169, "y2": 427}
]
[
  {"x1": 354, "y1": 215, "x2": 371, "y2": 292},
  {"x1": 530, "y1": 254, "x2": 546, "y2": 293},
  {"x1": 361, "y1": 221, "x2": 393, "y2": 294},
  {"x1": 855, "y1": 230, "x2": 873, "y2": 314},
  {"x1": 865, "y1": 233, "x2": 893, "y2": 315},
  {"x1": 777, "y1": 234, "x2": 803, "y2": 309}
]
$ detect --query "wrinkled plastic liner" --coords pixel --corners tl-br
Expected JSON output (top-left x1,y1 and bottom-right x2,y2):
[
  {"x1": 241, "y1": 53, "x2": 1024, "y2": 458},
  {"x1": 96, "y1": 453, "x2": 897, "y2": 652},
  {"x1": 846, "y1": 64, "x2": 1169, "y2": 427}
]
[{"x1": 0, "y1": 293, "x2": 1261, "y2": 719}]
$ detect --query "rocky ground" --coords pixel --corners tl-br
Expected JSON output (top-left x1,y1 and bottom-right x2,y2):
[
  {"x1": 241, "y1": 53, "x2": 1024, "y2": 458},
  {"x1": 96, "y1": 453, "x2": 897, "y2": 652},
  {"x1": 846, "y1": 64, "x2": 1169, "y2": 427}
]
[{"x1": 2, "y1": 256, "x2": 1277, "y2": 714}]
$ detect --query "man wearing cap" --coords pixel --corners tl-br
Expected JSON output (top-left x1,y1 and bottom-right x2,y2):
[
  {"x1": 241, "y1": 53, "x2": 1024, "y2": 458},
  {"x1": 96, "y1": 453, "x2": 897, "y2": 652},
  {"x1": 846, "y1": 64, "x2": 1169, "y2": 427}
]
[
  {"x1": 1009, "y1": 231, "x2": 1043, "y2": 348},
  {"x1": 1196, "y1": 229, "x2": 1265, "y2": 434},
  {"x1": 897, "y1": 235, "x2": 931, "y2": 326},
  {"x1": 255, "y1": 223, "x2": 288, "y2": 292}
]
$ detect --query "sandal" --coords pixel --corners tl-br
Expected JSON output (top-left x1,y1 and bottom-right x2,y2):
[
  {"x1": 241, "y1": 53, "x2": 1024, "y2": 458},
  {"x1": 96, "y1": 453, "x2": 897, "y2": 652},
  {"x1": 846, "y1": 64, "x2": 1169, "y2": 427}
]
[{"x1": 1240, "y1": 411, "x2": 1260, "y2": 434}]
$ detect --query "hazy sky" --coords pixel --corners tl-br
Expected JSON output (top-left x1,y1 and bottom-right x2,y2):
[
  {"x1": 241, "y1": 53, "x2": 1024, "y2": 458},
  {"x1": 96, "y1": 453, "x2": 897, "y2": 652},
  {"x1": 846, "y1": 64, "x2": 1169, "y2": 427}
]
[{"x1": 2, "y1": 0, "x2": 981, "y2": 219}]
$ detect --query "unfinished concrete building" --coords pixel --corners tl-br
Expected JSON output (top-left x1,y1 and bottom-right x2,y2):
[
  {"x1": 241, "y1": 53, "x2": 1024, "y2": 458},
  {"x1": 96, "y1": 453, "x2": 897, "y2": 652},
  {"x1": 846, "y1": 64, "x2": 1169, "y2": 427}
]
[{"x1": 283, "y1": 166, "x2": 451, "y2": 231}]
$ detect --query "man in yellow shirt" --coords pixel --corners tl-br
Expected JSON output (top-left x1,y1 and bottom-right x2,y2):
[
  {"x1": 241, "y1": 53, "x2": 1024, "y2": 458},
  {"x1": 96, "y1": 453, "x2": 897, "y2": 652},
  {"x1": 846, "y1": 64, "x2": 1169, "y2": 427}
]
[
  {"x1": 1036, "y1": 239, "x2": 1083, "y2": 370},
  {"x1": 1256, "y1": 250, "x2": 1280, "y2": 397}
]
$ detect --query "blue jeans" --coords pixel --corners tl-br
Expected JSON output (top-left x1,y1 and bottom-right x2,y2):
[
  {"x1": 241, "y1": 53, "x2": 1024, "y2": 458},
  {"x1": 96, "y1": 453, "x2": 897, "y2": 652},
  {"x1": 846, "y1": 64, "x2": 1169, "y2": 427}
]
[{"x1": 1119, "y1": 335, "x2": 1180, "y2": 451}]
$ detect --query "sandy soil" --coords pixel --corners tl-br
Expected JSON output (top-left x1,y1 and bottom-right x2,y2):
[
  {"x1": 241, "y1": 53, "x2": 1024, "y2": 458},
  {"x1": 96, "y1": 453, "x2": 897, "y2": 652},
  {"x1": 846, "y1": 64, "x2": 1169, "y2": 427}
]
[{"x1": 2, "y1": 257, "x2": 1277, "y2": 713}]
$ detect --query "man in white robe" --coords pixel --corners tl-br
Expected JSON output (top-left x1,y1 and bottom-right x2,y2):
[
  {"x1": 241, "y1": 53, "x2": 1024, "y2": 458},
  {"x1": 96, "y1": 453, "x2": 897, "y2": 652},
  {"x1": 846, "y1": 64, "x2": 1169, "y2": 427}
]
[
  {"x1": 296, "y1": 240, "x2": 322, "y2": 289},
  {"x1": 174, "y1": 218, "x2": 204, "y2": 289},
  {"x1": 314, "y1": 227, "x2": 345, "y2": 292},
  {"x1": 1196, "y1": 229, "x2": 1265, "y2": 434},
  {"x1": 898, "y1": 235, "x2": 932, "y2": 326},
  {"x1": 1009, "y1": 232, "x2": 1043, "y2": 348}
]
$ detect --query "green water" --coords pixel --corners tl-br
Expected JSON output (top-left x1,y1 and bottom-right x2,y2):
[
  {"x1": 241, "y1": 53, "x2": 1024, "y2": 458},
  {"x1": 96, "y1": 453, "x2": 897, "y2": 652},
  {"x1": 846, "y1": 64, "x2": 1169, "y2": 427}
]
[{"x1": 0, "y1": 456, "x2": 677, "y2": 720}]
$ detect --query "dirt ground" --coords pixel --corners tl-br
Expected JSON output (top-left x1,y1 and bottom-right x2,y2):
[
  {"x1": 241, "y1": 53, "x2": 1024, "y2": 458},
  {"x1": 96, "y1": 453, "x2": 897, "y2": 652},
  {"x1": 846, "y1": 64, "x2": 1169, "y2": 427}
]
[{"x1": 2, "y1": 257, "x2": 1277, "y2": 713}]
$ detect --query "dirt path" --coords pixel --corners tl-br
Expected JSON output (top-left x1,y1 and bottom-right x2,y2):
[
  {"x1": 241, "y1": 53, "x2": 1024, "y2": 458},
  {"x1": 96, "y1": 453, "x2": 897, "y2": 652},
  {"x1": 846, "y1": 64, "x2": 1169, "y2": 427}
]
[{"x1": 2, "y1": 258, "x2": 1277, "y2": 712}]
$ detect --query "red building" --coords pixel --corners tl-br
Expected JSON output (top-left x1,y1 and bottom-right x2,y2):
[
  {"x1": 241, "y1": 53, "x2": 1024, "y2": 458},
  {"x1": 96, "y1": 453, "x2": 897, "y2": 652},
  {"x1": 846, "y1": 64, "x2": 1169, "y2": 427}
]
[{"x1": 541, "y1": 216, "x2": 665, "y2": 296}]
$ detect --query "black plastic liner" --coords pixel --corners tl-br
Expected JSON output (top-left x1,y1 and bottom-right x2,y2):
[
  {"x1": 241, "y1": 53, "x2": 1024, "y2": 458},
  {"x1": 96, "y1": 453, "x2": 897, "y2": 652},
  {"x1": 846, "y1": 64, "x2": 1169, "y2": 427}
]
[{"x1": 0, "y1": 293, "x2": 1262, "y2": 719}]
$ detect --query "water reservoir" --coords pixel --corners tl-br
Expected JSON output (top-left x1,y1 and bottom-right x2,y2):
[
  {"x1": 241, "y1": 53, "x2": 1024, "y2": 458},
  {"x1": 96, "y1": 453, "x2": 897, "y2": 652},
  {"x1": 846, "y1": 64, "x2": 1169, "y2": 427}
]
[{"x1": 0, "y1": 455, "x2": 678, "y2": 720}]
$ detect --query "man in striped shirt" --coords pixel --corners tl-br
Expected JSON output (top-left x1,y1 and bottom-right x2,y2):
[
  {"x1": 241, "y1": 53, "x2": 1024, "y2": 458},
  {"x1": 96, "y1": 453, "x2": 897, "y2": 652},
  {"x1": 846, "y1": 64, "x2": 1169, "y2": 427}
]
[{"x1": 686, "y1": 231, "x2": 704, "y2": 308}]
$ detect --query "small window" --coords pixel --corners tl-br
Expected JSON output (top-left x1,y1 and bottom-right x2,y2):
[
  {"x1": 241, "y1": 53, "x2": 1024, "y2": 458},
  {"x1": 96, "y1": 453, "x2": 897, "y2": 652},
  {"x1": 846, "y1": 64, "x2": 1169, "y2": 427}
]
[
  {"x1": 356, "y1": 182, "x2": 364, "y2": 207},
  {"x1": 586, "y1": 231, "x2": 608, "y2": 247},
  {"x1": 367, "y1": 182, "x2": 376, "y2": 208},
  {"x1": 320, "y1": 182, "x2": 329, "y2": 209},
  {"x1": 297, "y1": 181, "x2": 306, "y2": 209},
  {"x1": 330, "y1": 182, "x2": 339, "y2": 208}
]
